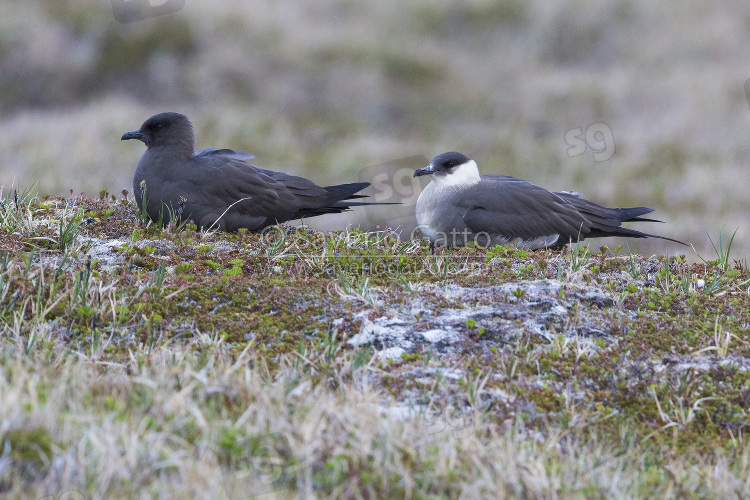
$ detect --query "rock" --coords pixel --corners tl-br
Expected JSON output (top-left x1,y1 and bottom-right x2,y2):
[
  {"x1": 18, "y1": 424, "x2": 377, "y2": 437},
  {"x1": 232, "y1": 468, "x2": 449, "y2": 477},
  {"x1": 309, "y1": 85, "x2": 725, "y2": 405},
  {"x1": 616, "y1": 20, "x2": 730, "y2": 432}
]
[{"x1": 347, "y1": 279, "x2": 619, "y2": 356}]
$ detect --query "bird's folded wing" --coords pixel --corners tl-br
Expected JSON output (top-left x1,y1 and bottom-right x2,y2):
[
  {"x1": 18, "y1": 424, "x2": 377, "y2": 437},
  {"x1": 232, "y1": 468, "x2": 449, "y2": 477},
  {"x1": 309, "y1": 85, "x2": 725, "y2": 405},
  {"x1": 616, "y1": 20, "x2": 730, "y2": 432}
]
[
  {"x1": 461, "y1": 176, "x2": 590, "y2": 241},
  {"x1": 187, "y1": 159, "x2": 297, "y2": 221},
  {"x1": 251, "y1": 167, "x2": 333, "y2": 206},
  {"x1": 190, "y1": 156, "x2": 333, "y2": 222},
  {"x1": 193, "y1": 148, "x2": 255, "y2": 161}
]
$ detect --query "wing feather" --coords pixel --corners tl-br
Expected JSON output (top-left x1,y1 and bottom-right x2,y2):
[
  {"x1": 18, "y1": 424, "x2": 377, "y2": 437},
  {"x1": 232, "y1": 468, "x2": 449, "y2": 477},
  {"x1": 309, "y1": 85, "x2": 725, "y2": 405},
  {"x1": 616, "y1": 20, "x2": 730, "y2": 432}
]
[{"x1": 460, "y1": 176, "x2": 588, "y2": 241}]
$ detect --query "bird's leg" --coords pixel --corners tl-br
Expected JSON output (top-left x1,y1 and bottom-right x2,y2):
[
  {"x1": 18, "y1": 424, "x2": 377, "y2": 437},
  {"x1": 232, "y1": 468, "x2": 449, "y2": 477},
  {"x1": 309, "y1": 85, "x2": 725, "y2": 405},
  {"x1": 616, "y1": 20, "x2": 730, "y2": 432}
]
[{"x1": 429, "y1": 241, "x2": 435, "y2": 254}]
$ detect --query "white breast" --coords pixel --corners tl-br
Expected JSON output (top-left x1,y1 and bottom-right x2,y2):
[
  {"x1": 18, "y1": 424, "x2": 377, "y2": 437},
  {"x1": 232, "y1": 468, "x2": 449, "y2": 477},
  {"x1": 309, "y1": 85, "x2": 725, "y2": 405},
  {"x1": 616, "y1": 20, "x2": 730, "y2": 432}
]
[{"x1": 415, "y1": 182, "x2": 440, "y2": 240}]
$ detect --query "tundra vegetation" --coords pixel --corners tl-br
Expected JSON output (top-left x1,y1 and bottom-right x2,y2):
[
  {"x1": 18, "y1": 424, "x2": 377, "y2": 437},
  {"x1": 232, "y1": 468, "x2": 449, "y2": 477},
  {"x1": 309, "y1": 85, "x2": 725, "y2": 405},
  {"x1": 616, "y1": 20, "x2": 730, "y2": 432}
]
[{"x1": 1, "y1": 189, "x2": 749, "y2": 498}]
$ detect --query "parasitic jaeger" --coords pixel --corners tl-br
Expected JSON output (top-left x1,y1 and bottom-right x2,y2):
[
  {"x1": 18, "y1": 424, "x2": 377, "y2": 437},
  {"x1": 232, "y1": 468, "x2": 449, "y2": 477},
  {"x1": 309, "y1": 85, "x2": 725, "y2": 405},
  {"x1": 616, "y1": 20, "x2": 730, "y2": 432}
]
[
  {"x1": 413, "y1": 151, "x2": 685, "y2": 251},
  {"x1": 122, "y1": 112, "x2": 389, "y2": 231}
]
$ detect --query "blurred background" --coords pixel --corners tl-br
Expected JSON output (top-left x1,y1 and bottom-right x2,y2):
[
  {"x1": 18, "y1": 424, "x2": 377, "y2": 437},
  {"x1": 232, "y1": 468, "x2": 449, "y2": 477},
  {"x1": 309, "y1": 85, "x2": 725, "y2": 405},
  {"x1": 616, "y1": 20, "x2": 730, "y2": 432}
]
[{"x1": 1, "y1": 0, "x2": 749, "y2": 259}]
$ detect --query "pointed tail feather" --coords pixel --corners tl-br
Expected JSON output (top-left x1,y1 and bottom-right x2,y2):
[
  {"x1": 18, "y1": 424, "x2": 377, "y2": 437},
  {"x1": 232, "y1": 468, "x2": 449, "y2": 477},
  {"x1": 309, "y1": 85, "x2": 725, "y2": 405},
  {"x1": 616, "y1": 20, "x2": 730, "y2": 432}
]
[
  {"x1": 587, "y1": 226, "x2": 687, "y2": 246},
  {"x1": 323, "y1": 182, "x2": 371, "y2": 204},
  {"x1": 611, "y1": 206, "x2": 665, "y2": 223},
  {"x1": 612, "y1": 206, "x2": 653, "y2": 221},
  {"x1": 324, "y1": 182, "x2": 400, "y2": 207},
  {"x1": 558, "y1": 196, "x2": 686, "y2": 245}
]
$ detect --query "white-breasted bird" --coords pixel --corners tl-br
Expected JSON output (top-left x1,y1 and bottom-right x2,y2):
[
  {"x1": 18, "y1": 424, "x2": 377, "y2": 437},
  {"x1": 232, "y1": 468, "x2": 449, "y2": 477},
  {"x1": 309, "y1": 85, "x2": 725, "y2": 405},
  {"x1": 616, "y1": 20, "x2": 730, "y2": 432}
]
[{"x1": 413, "y1": 151, "x2": 685, "y2": 251}]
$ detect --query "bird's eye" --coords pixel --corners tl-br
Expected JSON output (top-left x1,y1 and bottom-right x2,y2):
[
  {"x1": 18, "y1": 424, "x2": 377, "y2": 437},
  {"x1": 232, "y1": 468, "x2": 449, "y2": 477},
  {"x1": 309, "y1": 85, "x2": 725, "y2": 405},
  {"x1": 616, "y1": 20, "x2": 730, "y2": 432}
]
[{"x1": 156, "y1": 124, "x2": 163, "y2": 129}]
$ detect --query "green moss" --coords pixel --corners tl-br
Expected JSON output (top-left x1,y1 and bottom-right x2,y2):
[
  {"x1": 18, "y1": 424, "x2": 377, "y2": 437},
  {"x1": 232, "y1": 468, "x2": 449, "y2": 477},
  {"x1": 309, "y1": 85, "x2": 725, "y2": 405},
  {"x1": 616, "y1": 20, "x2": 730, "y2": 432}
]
[
  {"x1": 3, "y1": 428, "x2": 55, "y2": 464},
  {"x1": 204, "y1": 260, "x2": 221, "y2": 271},
  {"x1": 175, "y1": 262, "x2": 191, "y2": 274},
  {"x1": 2, "y1": 194, "x2": 750, "y2": 476},
  {"x1": 224, "y1": 266, "x2": 242, "y2": 276}
]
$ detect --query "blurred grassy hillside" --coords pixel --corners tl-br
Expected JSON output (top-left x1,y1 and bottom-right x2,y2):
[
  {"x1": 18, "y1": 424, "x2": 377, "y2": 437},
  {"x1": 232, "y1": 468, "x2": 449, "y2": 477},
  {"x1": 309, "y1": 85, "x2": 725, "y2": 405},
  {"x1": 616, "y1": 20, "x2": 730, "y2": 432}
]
[{"x1": 1, "y1": 0, "x2": 749, "y2": 258}]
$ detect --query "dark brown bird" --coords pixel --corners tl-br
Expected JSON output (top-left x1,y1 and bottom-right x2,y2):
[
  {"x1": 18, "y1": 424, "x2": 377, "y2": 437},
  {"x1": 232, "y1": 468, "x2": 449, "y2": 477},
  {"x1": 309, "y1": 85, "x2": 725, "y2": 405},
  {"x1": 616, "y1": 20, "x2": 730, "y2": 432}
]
[
  {"x1": 122, "y1": 112, "x2": 381, "y2": 231},
  {"x1": 413, "y1": 151, "x2": 686, "y2": 250}
]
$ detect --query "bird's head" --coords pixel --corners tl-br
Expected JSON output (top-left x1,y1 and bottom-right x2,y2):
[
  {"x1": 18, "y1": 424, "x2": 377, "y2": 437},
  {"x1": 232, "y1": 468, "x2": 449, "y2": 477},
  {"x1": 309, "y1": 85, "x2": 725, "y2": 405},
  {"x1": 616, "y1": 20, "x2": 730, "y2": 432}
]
[
  {"x1": 414, "y1": 151, "x2": 481, "y2": 187},
  {"x1": 122, "y1": 112, "x2": 196, "y2": 157}
]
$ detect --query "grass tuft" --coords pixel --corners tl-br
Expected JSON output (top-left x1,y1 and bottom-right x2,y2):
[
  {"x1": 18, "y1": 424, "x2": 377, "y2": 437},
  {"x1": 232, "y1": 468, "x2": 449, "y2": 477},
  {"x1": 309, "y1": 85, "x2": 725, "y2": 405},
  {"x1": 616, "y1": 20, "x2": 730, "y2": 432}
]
[{"x1": 0, "y1": 192, "x2": 749, "y2": 497}]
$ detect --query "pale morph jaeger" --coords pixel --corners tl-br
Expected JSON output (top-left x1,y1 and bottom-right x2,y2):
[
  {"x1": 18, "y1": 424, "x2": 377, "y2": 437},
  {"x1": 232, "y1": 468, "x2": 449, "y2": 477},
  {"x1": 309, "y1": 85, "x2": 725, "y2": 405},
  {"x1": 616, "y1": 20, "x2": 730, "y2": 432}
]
[
  {"x1": 413, "y1": 152, "x2": 685, "y2": 251},
  {"x1": 122, "y1": 112, "x2": 385, "y2": 232}
]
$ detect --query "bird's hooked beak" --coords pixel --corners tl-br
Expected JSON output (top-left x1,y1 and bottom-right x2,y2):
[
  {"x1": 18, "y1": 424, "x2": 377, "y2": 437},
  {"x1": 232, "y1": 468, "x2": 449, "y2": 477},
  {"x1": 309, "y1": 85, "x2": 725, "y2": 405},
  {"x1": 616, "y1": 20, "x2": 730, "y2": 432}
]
[
  {"x1": 413, "y1": 163, "x2": 436, "y2": 177},
  {"x1": 121, "y1": 130, "x2": 145, "y2": 142}
]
